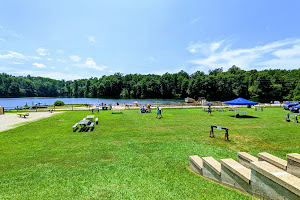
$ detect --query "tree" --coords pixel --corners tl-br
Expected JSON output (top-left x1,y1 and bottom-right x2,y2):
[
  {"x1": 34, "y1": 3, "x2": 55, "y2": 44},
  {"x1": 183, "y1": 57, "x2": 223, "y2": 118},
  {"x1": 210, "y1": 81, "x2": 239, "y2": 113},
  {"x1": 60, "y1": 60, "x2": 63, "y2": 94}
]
[{"x1": 293, "y1": 80, "x2": 300, "y2": 100}]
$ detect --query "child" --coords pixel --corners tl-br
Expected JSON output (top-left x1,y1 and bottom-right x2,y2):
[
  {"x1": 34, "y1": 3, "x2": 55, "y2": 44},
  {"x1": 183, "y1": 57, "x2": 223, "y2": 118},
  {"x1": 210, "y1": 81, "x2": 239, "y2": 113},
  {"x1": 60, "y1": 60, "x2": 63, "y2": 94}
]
[
  {"x1": 156, "y1": 107, "x2": 160, "y2": 118},
  {"x1": 208, "y1": 105, "x2": 212, "y2": 116}
]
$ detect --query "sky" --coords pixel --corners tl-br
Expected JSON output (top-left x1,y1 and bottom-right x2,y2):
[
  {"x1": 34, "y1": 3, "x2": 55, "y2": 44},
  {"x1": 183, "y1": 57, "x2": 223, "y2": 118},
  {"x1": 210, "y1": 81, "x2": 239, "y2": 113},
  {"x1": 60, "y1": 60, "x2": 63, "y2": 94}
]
[{"x1": 1, "y1": 0, "x2": 300, "y2": 80}]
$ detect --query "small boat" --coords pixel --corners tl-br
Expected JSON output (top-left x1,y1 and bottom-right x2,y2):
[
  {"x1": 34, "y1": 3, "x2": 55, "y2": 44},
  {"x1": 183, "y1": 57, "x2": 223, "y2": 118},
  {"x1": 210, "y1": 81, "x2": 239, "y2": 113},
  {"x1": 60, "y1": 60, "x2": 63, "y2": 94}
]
[{"x1": 185, "y1": 97, "x2": 195, "y2": 103}]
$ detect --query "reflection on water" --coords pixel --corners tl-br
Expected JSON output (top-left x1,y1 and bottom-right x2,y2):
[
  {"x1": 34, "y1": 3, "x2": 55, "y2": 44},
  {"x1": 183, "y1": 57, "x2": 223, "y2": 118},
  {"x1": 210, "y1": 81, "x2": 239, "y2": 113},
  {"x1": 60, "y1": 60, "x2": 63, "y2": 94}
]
[{"x1": 0, "y1": 97, "x2": 184, "y2": 108}]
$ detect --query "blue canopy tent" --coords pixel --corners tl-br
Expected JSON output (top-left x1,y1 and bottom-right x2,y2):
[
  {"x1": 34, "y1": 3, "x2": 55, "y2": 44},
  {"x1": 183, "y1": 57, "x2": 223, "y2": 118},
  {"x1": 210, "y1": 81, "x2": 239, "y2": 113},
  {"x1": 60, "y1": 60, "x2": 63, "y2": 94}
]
[{"x1": 224, "y1": 98, "x2": 258, "y2": 117}]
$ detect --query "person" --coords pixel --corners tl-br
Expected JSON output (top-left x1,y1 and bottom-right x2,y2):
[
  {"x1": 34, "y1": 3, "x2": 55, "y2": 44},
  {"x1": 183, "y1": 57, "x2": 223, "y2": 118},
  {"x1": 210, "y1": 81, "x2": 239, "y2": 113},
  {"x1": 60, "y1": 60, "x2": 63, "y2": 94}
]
[
  {"x1": 156, "y1": 107, "x2": 160, "y2": 118},
  {"x1": 208, "y1": 105, "x2": 212, "y2": 116},
  {"x1": 159, "y1": 108, "x2": 163, "y2": 118},
  {"x1": 146, "y1": 103, "x2": 151, "y2": 113}
]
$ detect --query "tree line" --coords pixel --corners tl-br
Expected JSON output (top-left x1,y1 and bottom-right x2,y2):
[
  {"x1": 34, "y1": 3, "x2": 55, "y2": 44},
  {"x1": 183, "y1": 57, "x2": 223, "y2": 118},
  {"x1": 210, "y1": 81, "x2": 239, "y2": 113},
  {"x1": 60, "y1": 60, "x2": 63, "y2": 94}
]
[{"x1": 1, "y1": 66, "x2": 300, "y2": 101}]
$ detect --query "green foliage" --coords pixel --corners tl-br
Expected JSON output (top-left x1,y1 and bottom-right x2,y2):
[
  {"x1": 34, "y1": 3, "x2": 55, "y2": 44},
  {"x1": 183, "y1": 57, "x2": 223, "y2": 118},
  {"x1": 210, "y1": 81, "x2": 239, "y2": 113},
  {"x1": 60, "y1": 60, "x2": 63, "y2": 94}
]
[
  {"x1": 0, "y1": 108, "x2": 298, "y2": 199},
  {"x1": 54, "y1": 100, "x2": 65, "y2": 106},
  {"x1": 1, "y1": 67, "x2": 300, "y2": 100},
  {"x1": 293, "y1": 80, "x2": 300, "y2": 100}
]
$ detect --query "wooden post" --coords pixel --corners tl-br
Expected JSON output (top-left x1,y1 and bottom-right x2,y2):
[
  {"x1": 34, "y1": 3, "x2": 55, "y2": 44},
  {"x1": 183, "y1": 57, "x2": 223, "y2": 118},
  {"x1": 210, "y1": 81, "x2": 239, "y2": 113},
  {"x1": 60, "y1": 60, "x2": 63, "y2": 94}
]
[
  {"x1": 17, "y1": 106, "x2": 18, "y2": 113},
  {"x1": 72, "y1": 105, "x2": 73, "y2": 111}
]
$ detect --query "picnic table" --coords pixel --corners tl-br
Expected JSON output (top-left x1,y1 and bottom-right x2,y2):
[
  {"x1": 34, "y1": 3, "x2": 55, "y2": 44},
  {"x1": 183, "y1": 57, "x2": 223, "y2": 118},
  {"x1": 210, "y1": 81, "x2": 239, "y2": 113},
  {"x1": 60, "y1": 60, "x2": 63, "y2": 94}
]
[
  {"x1": 78, "y1": 120, "x2": 90, "y2": 127},
  {"x1": 17, "y1": 113, "x2": 29, "y2": 118},
  {"x1": 77, "y1": 120, "x2": 91, "y2": 132},
  {"x1": 86, "y1": 115, "x2": 94, "y2": 121}
]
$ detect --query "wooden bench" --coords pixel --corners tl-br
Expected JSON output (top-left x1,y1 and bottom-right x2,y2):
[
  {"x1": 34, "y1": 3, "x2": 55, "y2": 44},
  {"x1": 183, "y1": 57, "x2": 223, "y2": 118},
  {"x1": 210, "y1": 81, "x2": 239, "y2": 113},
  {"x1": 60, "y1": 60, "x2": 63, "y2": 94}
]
[
  {"x1": 202, "y1": 156, "x2": 221, "y2": 182},
  {"x1": 238, "y1": 152, "x2": 258, "y2": 168},
  {"x1": 258, "y1": 152, "x2": 287, "y2": 170},
  {"x1": 95, "y1": 118, "x2": 98, "y2": 125},
  {"x1": 189, "y1": 155, "x2": 203, "y2": 175},
  {"x1": 72, "y1": 123, "x2": 78, "y2": 132},
  {"x1": 17, "y1": 113, "x2": 29, "y2": 118},
  {"x1": 251, "y1": 161, "x2": 300, "y2": 199},
  {"x1": 111, "y1": 108, "x2": 123, "y2": 114}
]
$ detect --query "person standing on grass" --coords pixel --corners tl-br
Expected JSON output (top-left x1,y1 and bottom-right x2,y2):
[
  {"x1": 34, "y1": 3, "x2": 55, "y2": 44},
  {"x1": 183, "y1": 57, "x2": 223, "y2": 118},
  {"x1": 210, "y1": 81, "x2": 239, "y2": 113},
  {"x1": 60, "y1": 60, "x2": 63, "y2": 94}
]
[
  {"x1": 208, "y1": 105, "x2": 212, "y2": 116},
  {"x1": 156, "y1": 107, "x2": 160, "y2": 118}
]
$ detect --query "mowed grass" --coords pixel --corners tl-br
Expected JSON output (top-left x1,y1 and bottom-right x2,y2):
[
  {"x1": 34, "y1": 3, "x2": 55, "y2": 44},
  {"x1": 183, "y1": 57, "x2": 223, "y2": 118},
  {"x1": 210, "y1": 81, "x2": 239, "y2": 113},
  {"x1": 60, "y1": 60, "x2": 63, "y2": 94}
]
[{"x1": 0, "y1": 107, "x2": 299, "y2": 199}]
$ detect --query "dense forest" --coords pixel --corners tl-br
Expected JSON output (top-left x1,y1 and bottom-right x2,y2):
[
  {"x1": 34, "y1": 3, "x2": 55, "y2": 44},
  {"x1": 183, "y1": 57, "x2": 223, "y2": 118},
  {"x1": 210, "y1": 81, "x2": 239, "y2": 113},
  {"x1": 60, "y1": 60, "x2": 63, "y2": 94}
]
[{"x1": 1, "y1": 66, "x2": 300, "y2": 101}]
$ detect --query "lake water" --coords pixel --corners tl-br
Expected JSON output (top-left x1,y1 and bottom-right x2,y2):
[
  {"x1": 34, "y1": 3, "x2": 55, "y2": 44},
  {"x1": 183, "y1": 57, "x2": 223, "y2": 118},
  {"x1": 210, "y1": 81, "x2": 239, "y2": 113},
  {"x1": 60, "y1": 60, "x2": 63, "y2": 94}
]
[{"x1": 0, "y1": 97, "x2": 185, "y2": 108}]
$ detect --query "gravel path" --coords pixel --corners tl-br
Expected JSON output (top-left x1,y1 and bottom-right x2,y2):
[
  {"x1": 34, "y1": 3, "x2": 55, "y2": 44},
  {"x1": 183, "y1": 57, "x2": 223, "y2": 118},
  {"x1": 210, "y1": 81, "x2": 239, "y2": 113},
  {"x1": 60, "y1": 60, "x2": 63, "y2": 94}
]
[{"x1": 0, "y1": 112, "x2": 62, "y2": 132}]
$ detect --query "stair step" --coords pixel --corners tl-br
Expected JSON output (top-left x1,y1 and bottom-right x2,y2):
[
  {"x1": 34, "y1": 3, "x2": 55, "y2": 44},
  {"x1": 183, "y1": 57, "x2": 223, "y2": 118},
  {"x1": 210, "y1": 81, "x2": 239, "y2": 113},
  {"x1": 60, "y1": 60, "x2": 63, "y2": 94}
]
[
  {"x1": 251, "y1": 161, "x2": 300, "y2": 199},
  {"x1": 220, "y1": 158, "x2": 252, "y2": 194},
  {"x1": 202, "y1": 157, "x2": 221, "y2": 182},
  {"x1": 221, "y1": 158, "x2": 251, "y2": 183},
  {"x1": 189, "y1": 155, "x2": 203, "y2": 175},
  {"x1": 258, "y1": 152, "x2": 287, "y2": 170},
  {"x1": 287, "y1": 153, "x2": 300, "y2": 178},
  {"x1": 238, "y1": 152, "x2": 258, "y2": 168}
]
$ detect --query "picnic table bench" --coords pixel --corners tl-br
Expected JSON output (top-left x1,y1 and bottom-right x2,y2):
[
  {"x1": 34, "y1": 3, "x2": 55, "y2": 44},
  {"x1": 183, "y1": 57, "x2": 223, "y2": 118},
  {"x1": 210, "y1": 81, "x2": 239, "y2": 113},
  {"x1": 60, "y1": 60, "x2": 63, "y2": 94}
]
[
  {"x1": 17, "y1": 113, "x2": 29, "y2": 118},
  {"x1": 111, "y1": 108, "x2": 123, "y2": 114},
  {"x1": 73, "y1": 119, "x2": 96, "y2": 132}
]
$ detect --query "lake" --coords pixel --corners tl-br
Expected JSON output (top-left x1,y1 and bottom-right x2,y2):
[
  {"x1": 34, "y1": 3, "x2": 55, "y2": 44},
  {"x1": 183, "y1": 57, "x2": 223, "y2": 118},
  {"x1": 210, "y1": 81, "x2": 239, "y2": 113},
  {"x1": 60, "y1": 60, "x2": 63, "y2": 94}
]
[{"x1": 0, "y1": 97, "x2": 185, "y2": 108}]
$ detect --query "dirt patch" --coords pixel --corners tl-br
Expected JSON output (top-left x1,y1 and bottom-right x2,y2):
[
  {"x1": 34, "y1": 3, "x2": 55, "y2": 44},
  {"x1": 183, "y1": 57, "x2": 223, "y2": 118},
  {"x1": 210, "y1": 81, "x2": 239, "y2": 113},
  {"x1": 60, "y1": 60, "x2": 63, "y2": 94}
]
[{"x1": 0, "y1": 112, "x2": 62, "y2": 132}]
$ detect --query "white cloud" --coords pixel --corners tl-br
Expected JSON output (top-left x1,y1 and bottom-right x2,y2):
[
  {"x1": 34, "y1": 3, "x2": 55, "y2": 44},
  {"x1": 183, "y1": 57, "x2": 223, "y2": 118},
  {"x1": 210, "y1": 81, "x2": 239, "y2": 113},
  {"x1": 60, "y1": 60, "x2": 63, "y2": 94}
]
[
  {"x1": 77, "y1": 58, "x2": 107, "y2": 71},
  {"x1": 50, "y1": 66, "x2": 55, "y2": 69},
  {"x1": 70, "y1": 55, "x2": 81, "y2": 62},
  {"x1": 12, "y1": 70, "x2": 84, "y2": 80},
  {"x1": 47, "y1": 58, "x2": 52, "y2": 61},
  {"x1": 32, "y1": 62, "x2": 46, "y2": 68},
  {"x1": 189, "y1": 38, "x2": 300, "y2": 72},
  {"x1": 0, "y1": 51, "x2": 39, "y2": 60},
  {"x1": 57, "y1": 59, "x2": 66, "y2": 63},
  {"x1": 190, "y1": 17, "x2": 201, "y2": 24},
  {"x1": 187, "y1": 40, "x2": 224, "y2": 55},
  {"x1": 87, "y1": 35, "x2": 96, "y2": 42},
  {"x1": 36, "y1": 48, "x2": 48, "y2": 56},
  {"x1": 0, "y1": 26, "x2": 23, "y2": 40}
]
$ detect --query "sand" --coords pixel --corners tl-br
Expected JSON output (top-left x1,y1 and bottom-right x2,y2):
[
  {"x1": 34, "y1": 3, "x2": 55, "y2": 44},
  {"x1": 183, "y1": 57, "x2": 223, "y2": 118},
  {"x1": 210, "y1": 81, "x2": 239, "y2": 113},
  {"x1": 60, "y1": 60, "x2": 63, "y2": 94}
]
[{"x1": 0, "y1": 112, "x2": 62, "y2": 132}]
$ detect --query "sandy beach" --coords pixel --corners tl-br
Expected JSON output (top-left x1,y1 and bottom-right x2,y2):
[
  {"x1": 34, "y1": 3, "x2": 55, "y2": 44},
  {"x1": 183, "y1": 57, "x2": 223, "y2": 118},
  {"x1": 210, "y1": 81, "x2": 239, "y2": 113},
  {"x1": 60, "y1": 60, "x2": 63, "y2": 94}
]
[{"x1": 0, "y1": 112, "x2": 62, "y2": 132}]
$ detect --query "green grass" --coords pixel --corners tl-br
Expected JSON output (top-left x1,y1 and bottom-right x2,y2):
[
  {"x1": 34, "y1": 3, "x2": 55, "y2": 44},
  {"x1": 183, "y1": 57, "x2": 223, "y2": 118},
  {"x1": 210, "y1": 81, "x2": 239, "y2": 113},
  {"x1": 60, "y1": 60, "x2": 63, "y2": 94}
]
[{"x1": 0, "y1": 107, "x2": 298, "y2": 199}]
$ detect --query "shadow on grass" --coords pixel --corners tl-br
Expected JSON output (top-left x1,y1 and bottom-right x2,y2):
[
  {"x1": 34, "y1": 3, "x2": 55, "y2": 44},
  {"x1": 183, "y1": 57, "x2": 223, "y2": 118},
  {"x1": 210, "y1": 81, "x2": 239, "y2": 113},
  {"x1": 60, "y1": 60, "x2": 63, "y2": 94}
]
[{"x1": 229, "y1": 115, "x2": 258, "y2": 118}]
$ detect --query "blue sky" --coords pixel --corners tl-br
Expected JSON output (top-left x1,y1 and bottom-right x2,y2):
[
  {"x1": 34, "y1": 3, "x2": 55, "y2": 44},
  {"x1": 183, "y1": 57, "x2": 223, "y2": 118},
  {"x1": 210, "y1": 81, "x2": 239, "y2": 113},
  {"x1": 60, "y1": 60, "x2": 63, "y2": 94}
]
[{"x1": 1, "y1": 0, "x2": 300, "y2": 80}]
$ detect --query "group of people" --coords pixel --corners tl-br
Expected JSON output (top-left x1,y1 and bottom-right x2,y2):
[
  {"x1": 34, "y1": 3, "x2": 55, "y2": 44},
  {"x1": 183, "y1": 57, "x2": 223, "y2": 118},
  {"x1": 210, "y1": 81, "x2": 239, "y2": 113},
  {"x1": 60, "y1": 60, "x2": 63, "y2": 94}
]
[{"x1": 140, "y1": 104, "x2": 152, "y2": 113}]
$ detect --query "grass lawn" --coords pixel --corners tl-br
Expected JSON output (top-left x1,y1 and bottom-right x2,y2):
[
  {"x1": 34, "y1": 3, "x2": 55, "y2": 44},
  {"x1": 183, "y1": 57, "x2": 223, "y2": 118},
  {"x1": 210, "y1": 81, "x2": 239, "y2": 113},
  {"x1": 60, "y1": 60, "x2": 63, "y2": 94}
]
[{"x1": 0, "y1": 107, "x2": 298, "y2": 199}]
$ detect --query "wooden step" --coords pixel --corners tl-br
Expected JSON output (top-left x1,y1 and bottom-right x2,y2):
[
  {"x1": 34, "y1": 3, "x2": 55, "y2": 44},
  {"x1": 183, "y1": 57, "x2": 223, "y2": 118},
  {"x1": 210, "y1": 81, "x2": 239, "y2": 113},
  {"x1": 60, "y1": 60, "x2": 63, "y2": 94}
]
[
  {"x1": 189, "y1": 155, "x2": 203, "y2": 175},
  {"x1": 238, "y1": 152, "x2": 258, "y2": 168},
  {"x1": 258, "y1": 152, "x2": 287, "y2": 170},
  {"x1": 202, "y1": 157, "x2": 221, "y2": 182},
  {"x1": 287, "y1": 153, "x2": 300, "y2": 178},
  {"x1": 251, "y1": 161, "x2": 300, "y2": 200}
]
